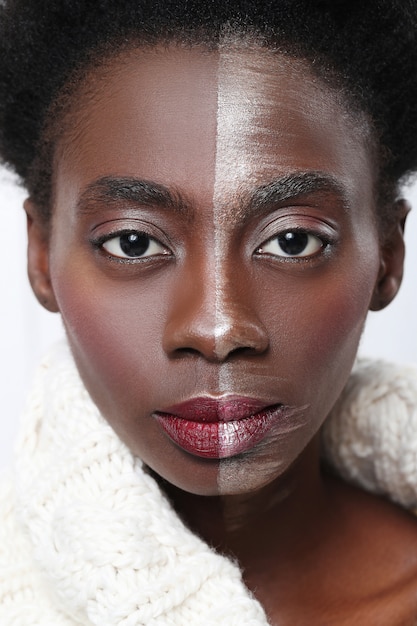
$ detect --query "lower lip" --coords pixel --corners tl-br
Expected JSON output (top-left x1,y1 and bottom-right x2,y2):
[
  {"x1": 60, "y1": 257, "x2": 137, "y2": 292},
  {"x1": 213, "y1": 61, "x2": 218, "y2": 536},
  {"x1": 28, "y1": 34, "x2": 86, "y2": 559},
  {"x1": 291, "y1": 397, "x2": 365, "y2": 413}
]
[{"x1": 154, "y1": 406, "x2": 285, "y2": 459}]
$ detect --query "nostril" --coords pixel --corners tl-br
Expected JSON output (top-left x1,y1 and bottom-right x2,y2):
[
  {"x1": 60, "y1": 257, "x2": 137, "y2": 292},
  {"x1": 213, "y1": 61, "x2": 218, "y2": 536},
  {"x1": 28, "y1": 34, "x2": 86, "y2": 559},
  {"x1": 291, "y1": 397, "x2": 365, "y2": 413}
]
[
  {"x1": 162, "y1": 293, "x2": 269, "y2": 362},
  {"x1": 170, "y1": 347, "x2": 202, "y2": 358},
  {"x1": 229, "y1": 345, "x2": 266, "y2": 358},
  {"x1": 169, "y1": 343, "x2": 266, "y2": 363},
  {"x1": 213, "y1": 339, "x2": 268, "y2": 363}
]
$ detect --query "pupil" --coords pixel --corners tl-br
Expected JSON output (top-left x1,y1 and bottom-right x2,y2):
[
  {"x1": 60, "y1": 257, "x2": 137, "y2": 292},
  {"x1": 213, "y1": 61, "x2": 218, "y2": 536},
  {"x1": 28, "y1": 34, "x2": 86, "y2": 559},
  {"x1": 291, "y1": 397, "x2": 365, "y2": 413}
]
[
  {"x1": 120, "y1": 233, "x2": 149, "y2": 257},
  {"x1": 278, "y1": 232, "x2": 308, "y2": 255}
]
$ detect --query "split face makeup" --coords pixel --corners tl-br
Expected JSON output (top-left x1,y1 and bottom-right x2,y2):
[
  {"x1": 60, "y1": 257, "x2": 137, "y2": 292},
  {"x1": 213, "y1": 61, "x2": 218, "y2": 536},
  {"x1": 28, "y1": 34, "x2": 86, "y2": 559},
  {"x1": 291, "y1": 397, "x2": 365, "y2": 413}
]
[{"x1": 42, "y1": 45, "x2": 382, "y2": 497}]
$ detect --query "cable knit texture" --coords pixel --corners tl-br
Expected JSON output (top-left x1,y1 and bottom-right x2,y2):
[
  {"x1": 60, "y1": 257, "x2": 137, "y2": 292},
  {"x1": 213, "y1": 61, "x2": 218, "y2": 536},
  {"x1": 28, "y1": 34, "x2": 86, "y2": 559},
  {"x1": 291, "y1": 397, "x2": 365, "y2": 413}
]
[
  {"x1": 0, "y1": 342, "x2": 417, "y2": 625},
  {"x1": 0, "y1": 343, "x2": 268, "y2": 625},
  {"x1": 322, "y1": 359, "x2": 417, "y2": 509}
]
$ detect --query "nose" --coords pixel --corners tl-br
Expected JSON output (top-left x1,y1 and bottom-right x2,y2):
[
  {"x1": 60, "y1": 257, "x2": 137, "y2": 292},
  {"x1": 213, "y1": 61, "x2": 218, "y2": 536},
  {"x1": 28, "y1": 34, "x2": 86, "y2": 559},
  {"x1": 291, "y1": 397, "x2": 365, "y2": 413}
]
[{"x1": 162, "y1": 262, "x2": 269, "y2": 362}]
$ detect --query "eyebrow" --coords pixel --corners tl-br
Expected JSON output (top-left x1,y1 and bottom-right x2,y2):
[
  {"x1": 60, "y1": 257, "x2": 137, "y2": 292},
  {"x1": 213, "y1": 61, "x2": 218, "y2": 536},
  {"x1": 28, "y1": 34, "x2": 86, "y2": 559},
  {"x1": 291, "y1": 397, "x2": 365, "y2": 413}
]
[
  {"x1": 75, "y1": 171, "x2": 349, "y2": 218},
  {"x1": 76, "y1": 176, "x2": 191, "y2": 215},
  {"x1": 248, "y1": 172, "x2": 350, "y2": 213}
]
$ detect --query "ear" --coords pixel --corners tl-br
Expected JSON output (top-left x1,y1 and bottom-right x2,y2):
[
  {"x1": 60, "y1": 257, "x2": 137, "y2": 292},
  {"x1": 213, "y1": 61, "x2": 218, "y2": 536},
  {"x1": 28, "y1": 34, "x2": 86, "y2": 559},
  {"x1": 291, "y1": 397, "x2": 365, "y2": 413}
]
[
  {"x1": 369, "y1": 199, "x2": 410, "y2": 312},
  {"x1": 24, "y1": 199, "x2": 59, "y2": 313}
]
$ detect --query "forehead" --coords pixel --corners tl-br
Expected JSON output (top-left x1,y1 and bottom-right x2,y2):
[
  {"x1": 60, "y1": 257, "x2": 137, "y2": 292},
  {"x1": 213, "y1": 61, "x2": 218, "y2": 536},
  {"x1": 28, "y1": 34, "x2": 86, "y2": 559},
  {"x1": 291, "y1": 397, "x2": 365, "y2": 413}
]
[{"x1": 54, "y1": 44, "x2": 375, "y2": 213}]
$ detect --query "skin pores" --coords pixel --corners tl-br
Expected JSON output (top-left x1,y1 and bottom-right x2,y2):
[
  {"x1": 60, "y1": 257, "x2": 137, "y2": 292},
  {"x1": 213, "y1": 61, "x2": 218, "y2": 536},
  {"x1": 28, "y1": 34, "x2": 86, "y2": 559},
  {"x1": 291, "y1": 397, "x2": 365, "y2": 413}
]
[{"x1": 44, "y1": 45, "x2": 381, "y2": 500}]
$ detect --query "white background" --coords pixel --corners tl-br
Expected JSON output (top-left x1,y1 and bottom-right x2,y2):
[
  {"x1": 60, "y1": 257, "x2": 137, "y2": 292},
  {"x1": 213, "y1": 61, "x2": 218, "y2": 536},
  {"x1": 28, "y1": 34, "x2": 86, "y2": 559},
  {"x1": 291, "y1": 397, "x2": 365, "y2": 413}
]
[{"x1": 1, "y1": 168, "x2": 416, "y2": 469}]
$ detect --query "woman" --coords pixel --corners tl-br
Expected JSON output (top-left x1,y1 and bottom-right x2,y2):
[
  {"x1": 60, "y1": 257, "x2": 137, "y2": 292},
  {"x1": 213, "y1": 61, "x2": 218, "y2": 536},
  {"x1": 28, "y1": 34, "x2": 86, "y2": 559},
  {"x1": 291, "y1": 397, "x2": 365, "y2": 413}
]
[{"x1": 1, "y1": 1, "x2": 417, "y2": 623}]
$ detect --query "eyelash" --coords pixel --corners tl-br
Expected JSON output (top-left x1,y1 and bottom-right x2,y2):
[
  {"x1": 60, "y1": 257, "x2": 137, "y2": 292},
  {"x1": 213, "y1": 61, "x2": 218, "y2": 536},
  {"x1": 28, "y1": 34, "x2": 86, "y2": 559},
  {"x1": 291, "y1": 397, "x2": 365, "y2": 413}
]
[
  {"x1": 91, "y1": 229, "x2": 171, "y2": 261},
  {"x1": 255, "y1": 228, "x2": 333, "y2": 261},
  {"x1": 91, "y1": 225, "x2": 334, "y2": 263}
]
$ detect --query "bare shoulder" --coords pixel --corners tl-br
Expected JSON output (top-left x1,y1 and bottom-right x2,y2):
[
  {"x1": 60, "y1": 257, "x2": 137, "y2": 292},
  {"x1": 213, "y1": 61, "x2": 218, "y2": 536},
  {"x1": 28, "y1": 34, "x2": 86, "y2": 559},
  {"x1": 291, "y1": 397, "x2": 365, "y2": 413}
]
[{"x1": 325, "y1": 474, "x2": 417, "y2": 625}]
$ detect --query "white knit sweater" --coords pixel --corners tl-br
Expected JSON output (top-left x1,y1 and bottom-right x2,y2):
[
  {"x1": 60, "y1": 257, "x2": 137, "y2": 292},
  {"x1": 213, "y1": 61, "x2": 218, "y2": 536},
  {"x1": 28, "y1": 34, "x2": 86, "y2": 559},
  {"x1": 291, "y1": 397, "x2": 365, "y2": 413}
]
[{"x1": 0, "y1": 342, "x2": 417, "y2": 625}]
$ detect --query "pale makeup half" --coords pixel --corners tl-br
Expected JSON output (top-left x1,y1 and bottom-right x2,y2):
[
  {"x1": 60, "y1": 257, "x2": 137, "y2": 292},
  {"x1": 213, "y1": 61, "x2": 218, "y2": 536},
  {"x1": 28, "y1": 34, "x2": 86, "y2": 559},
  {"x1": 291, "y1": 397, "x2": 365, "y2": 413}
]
[
  {"x1": 213, "y1": 49, "x2": 310, "y2": 491},
  {"x1": 211, "y1": 48, "x2": 374, "y2": 493}
]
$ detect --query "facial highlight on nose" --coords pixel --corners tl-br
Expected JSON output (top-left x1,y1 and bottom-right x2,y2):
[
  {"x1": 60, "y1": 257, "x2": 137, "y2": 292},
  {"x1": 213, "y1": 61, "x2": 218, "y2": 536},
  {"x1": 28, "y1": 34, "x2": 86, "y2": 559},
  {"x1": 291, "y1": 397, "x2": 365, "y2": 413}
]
[
  {"x1": 162, "y1": 275, "x2": 269, "y2": 362},
  {"x1": 213, "y1": 315, "x2": 270, "y2": 361}
]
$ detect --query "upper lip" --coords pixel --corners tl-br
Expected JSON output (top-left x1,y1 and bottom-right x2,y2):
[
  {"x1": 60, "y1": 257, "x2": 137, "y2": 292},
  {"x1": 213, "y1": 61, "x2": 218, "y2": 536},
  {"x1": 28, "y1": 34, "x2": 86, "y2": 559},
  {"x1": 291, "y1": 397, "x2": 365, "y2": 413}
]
[{"x1": 155, "y1": 396, "x2": 279, "y2": 423}]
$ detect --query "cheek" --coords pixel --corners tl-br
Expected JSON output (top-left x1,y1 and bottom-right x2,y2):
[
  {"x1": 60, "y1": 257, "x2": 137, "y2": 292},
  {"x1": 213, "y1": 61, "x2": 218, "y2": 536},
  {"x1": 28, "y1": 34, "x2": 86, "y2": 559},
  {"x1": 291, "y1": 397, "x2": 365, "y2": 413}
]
[
  {"x1": 267, "y1": 258, "x2": 378, "y2": 401},
  {"x1": 50, "y1": 258, "x2": 170, "y2": 415},
  {"x1": 303, "y1": 275, "x2": 368, "y2": 353}
]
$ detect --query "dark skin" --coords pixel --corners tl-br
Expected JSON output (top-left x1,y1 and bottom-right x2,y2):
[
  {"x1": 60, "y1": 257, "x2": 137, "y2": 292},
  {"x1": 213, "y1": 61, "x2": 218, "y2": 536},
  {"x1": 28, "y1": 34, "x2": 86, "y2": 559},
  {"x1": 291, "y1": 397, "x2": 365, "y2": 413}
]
[
  {"x1": 165, "y1": 452, "x2": 417, "y2": 625},
  {"x1": 25, "y1": 45, "x2": 417, "y2": 624}
]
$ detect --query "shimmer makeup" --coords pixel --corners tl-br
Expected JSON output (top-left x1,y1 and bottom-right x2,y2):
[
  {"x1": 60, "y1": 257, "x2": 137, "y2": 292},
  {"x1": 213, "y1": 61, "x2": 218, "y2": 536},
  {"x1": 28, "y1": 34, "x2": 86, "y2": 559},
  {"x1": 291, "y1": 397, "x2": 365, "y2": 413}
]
[{"x1": 155, "y1": 396, "x2": 303, "y2": 458}]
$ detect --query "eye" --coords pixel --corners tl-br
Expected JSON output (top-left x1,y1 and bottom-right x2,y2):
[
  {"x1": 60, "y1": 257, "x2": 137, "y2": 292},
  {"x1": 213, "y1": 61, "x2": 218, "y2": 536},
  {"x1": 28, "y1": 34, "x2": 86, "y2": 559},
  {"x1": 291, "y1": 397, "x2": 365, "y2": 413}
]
[
  {"x1": 100, "y1": 231, "x2": 169, "y2": 260},
  {"x1": 257, "y1": 231, "x2": 324, "y2": 258}
]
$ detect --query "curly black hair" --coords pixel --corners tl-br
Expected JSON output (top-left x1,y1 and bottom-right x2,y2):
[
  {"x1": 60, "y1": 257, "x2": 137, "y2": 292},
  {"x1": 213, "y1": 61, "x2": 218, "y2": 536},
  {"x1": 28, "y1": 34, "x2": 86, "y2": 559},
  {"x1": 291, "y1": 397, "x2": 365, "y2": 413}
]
[{"x1": 0, "y1": 0, "x2": 417, "y2": 221}]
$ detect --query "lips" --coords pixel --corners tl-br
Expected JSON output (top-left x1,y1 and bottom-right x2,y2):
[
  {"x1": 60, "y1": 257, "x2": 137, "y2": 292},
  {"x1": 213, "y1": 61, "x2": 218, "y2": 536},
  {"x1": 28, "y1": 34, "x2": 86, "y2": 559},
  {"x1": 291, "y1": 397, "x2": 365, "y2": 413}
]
[{"x1": 153, "y1": 396, "x2": 286, "y2": 459}]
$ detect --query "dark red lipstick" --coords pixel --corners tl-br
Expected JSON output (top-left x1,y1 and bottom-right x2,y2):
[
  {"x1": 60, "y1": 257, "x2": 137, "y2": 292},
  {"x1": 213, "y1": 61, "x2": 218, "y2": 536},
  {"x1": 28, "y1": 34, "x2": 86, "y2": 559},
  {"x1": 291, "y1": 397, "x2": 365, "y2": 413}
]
[{"x1": 154, "y1": 396, "x2": 290, "y2": 459}]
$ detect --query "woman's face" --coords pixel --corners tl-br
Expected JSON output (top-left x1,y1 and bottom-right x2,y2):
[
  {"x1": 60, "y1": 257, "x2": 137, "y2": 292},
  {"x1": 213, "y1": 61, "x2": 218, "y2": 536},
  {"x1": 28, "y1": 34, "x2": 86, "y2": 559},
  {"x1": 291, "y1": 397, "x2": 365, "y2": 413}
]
[{"x1": 41, "y1": 45, "x2": 383, "y2": 495}]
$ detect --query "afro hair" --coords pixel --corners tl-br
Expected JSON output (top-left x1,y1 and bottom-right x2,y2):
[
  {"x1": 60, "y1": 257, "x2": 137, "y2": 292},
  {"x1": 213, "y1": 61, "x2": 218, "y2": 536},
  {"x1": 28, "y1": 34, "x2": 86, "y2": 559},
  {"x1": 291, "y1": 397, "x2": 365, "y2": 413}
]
[{"x1": 0, "y1": 0, "x2": 417, "y2": 217}]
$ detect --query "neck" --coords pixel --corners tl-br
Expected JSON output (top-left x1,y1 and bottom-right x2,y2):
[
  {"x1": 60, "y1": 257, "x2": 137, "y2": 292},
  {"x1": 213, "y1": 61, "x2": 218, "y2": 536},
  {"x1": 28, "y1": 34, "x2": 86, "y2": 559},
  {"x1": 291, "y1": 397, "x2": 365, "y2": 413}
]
[{"x1": 158, "y1": 435, "x2": 331, "y2": 562}]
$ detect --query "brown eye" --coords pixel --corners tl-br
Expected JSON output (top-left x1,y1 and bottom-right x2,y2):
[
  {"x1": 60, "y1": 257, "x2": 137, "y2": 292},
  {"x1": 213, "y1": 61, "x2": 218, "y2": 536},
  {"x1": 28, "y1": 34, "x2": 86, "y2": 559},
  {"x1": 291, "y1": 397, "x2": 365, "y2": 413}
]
[
  {"x1": 101, "y1": 231, "x2": 169, "y2": 259},
  {"x1": 258, "y1": 231, "x2": 324, "y2": 258}
]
